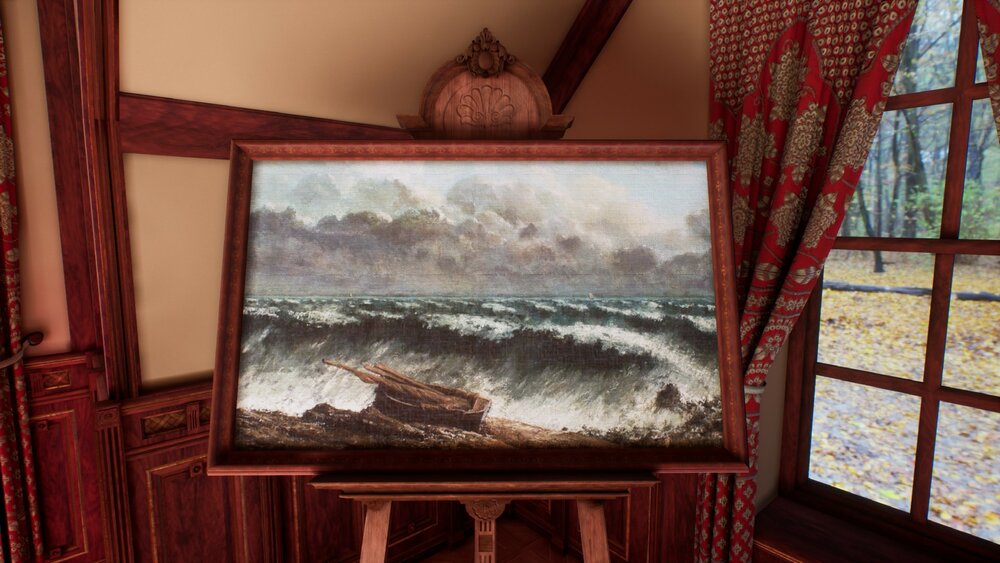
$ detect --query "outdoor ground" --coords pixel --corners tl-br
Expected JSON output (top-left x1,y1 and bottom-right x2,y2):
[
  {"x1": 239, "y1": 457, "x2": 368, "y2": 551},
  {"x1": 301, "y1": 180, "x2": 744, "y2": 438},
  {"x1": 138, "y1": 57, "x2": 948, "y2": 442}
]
[{"x1": 810, "y1": 253, "x2": 999, "y2": 543}]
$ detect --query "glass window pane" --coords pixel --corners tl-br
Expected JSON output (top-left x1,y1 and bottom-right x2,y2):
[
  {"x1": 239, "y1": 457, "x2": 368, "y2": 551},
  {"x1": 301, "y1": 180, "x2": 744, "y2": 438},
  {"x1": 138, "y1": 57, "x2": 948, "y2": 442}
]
[
  {"x1": 839, "y1": 105, "x2": 951, "y2": 239},
  {"x1": 930, "y1": 403, "x2": 1000, "y2": 544},
  {"x1": 943, "y1": 256, "x2": 1000, "y2": 395},
  {"x1": 961, "y1": 99, "x2": 1000, "y2": 240},
  {"x1": 809, "y1": 376, "x2": 920, "y2": 510},
  {"x1": 819, "y1": 250, "x2": 934, "y2": 381},
  {"x1": 891, "y1": 0, "x2": 961, "y2": 95},
  {"x1": 977, "y1": 44, "x2": 988, "y2": 84}
]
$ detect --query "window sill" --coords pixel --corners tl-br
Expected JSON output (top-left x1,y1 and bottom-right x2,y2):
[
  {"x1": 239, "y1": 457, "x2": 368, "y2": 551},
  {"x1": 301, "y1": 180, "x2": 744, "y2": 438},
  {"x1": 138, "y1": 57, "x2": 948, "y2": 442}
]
[{"x1": 754, "y1": 497, "x2": 994, "y2": 562}]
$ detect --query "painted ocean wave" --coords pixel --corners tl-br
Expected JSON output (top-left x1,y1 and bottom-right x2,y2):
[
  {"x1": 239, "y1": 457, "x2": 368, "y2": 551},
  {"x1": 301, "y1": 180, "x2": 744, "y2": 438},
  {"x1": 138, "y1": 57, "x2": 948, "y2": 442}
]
[{"x1": 236, "y1": 296, "x2": 721, "y2": 438}]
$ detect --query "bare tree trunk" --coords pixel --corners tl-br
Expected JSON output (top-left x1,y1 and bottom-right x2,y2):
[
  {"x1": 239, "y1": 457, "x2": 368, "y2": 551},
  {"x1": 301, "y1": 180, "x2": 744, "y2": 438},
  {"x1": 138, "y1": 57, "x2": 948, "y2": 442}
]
[
  {"x1": 901, "y1": 109, "x2": 931, "y2": 238},
  {"x1": 966, "y1": 123, "x2": 992, "y2": 186},
  {"x1": 872, "y1": 129, "x2": 885, "y2": 272},
  {"x1": 853, "y1": 182, "x2": 885, "y2": 272},
  {"x1": 889, "y1": 112, "x2": 902, "y2": 237},
  {"x1": 897, "y1": 34, "x2": 926, "y2": 238}
]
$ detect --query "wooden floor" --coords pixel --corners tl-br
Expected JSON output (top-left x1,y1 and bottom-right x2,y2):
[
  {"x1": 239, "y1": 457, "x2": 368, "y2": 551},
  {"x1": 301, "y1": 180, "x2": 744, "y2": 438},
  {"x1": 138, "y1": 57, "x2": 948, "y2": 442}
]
[{"x1": 420, "y1": 518, "x2": 582, "y2": 562}]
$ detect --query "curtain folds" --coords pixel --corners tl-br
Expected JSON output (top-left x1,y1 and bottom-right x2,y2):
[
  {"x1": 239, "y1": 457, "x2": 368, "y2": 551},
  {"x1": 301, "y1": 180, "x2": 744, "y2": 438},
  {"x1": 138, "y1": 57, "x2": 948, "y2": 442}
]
[
  {"x1": 0, "y1": 17, "x2": 43, "y2": 563},
  {"x1": 697, "y1": 2, "x2": 918, "y2": 561},
  {"x1": 977, "y1": 0, "x2": 1000, "y2": 138}
]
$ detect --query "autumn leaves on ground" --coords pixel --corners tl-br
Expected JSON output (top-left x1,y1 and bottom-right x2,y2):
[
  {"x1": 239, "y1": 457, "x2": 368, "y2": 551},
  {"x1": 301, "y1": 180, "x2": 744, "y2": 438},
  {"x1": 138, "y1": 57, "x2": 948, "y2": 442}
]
[{"x1": 810, "y1": 253, "x2": 999, "y2": 543}]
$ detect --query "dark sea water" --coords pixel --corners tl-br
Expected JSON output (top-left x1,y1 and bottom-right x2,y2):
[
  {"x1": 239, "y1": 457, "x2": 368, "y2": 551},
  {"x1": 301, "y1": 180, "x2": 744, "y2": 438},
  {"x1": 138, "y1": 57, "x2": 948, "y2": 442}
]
[{"x1": 236, "y1": 296, "x2": 722, "y2": 444}]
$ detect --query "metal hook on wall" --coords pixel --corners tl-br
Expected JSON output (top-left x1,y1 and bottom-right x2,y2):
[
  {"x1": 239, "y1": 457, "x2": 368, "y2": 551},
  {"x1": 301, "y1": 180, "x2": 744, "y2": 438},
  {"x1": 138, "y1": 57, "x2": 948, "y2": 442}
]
[{"x1": 0, "y1": 332, "x2": 45, "y2": 371}]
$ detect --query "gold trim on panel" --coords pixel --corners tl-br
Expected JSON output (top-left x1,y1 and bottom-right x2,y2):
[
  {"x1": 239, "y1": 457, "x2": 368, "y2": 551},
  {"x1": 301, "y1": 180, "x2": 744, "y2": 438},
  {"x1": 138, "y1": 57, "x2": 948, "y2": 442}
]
[
  {"x1": 755, "y1": 542, "x2": 806, "y2": 563},
  {"x1": 41, "y1": 370, "x2": 72, "y2": 390}
]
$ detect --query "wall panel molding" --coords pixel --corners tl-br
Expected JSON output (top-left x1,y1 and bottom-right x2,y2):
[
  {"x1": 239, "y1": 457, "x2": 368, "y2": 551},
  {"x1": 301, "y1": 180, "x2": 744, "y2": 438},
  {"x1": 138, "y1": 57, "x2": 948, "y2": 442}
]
[{"x1": 26, "y1": 352, "x2": 107, "y2": 562}]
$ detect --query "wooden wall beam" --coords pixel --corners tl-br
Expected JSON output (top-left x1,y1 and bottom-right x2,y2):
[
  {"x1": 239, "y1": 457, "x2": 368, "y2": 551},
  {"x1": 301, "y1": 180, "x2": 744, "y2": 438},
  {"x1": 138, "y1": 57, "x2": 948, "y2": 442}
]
[
  {"x1": 36, "y1": 0, "x2": 101, "y2": 352},
  {"x1": 543, "y1": 0, "x2": 632, "y2": 114},
  {"x1": 118, "y1": 94, "x2": 412, "y2": 160}
]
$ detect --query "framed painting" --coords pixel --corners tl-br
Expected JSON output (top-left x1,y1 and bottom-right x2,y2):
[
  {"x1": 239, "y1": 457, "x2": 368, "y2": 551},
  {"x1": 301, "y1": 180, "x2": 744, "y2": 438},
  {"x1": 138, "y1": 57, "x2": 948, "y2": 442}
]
[{"x1": 208, "y1": 141, "x2": 746, "y2": 475}]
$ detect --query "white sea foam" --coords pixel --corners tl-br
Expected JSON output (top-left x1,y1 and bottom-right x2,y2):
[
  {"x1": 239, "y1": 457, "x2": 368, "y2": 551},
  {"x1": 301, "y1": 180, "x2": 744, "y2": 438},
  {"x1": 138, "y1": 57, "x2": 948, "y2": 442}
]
[
  {"x1": 245, "y1": 305, "x2": 281, "y2": 318},
  {"x1": 423, "y1": 314, "x2": 520, "y2": 341},
  {"x1": 553, "y1": 299, "x2": 590, "y2": 312},
  {"x1": 538, "y1": 322, "x2": 664, "y2": 359},
  {"x1": 538, "y1": 322, "x2": 714, "y2": 382},
  {"x1": 681, "y1": 314, "x2": 716, "y2": 333},
  {"x1": 481, "y1": 302, "x2": 518, "y2": 314},
  {"x1": 237, "y1": 365, "x2": 376, "y2": 415},
  {"x1": 357, "y1": 310, "x2": 405, "y2": 320},
  {"x1": 292, "y1": 308, "x2": 359, "y2": 326},
  {"x1": 530, "y1": 302, "x2": 558, "y2": 313},
  {"x1": 594, "y1": 304, "x2": 664, "y2": 321}
]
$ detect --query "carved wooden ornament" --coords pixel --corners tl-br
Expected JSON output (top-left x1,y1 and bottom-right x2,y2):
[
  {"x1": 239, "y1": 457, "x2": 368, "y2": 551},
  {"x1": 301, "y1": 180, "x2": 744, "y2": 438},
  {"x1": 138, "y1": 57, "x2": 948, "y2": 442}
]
[{"x1": 398, "y1": 28, "x2": 573, "y2": 139}]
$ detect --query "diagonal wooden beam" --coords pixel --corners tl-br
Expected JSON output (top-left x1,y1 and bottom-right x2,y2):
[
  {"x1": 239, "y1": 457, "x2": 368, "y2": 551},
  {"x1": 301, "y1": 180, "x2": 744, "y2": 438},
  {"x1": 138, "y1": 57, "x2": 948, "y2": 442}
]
[
  {"x1": 543, "y1": 0, "x2": 633, "y2": 114},
  {"x1": 118, "y1": 93, "x2": 411, "y2": 159}
]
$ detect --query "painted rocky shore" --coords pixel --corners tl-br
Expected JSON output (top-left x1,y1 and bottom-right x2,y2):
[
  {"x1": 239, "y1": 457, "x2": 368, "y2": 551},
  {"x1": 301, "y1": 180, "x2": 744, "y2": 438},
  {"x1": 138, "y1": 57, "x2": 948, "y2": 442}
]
[{"x1": 235, "y1": 393, "x2": 721, "y2": 450}]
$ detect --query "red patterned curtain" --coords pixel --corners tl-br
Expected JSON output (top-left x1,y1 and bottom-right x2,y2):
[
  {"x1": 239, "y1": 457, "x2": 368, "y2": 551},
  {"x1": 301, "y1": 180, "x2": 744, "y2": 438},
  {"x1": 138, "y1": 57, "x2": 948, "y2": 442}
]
[
  {"x1": 0, "y1": 17, "x2": 44, "y2": 563},
  {"x1": 696, "y1": 2, "x2": 917, "y2": 561},
  {"x1": 977, "y1": 0, "x2": 1000, "y2": 137}
]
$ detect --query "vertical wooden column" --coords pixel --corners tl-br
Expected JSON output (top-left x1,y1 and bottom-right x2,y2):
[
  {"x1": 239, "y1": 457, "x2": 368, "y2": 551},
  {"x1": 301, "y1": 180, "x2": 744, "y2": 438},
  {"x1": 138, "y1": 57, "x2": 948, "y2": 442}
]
[
  {"x1": 360, "y1": 501, "x2": 392, "y2": 563},
  {"x1": 95, "y1": 402, "x2": 134, "y2": 563},
  {"x1": 462, "y1": 500, "x2": 508, "y2": 563},
  {"x1": 576, "y1": 500, "x2": 610, "y2": 563}
]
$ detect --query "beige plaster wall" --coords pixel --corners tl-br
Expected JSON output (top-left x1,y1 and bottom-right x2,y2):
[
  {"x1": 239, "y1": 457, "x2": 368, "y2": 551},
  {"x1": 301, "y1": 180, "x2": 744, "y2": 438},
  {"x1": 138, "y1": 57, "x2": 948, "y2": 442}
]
[
  {"x1": 757, "y1": 345, "x2": 789, "y2": 509},
  {"x1": 124, "y1": 154, "x2": 230, "y2": 389},
  {"x1": 564, "y1": 0, "x2": 709, "y2": 139},
  {"x1": 2, "y1": 0, "x2": 71, "y2": 356},
  {"x1": 118, "y1": 0, "x2": 586, "y2": 127}
]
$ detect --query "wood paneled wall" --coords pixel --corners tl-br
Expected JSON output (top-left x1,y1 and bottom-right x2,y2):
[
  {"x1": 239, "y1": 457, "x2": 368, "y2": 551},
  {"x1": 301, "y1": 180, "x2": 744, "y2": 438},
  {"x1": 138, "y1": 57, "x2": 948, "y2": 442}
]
[
  {"x1": 41, "y1": 373, "x2": 465, "y2": 563},
  {"x1": 26, "y1": 351, "x2": 698, "y2": 561}
]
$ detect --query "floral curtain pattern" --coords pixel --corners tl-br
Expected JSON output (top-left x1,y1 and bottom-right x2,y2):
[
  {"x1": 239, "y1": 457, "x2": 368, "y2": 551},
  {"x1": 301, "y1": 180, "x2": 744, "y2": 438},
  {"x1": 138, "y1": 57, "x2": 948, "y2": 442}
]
[
  {"x1": 697, "y1": 1, "x2": 918, "y2": 561},
  {"x1": 977, "y1": 0, "x2": 1000, "y2": 138},
  {"x1": 0, "y1": 17, "x2": 43, "y2": 563}
]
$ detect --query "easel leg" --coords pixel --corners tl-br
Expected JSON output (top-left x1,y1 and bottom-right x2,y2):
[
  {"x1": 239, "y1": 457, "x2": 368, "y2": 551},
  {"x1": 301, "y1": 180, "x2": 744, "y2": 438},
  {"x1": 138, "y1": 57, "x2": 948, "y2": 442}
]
[
  {"x1": 576, "y1": 500, "x2": 610, "y2": 563},
  {"x1": 360, "y1": 500, "x2": 392, "y2": 563},
  {"x1": 462, "y1": 500, "x2": 508, "y2": 563}
]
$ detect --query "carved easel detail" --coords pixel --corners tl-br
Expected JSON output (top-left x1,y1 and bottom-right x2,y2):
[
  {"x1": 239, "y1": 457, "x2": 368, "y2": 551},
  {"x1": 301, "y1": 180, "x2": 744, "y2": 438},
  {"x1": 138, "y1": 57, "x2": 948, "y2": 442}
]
[
  {"x1": 398, "y1": 28, "x2": 572, "y2": 139},
  {"x1": 457, "y1": 86, "x2": 514, "y2": 129},
  {"x1": 461, "y1": 500, "x2": 508, "y2": 562},
  {"x1": 456, "y1": 28, "x2": 515, "y2": 77},
  {"x1": 312, "y1": 474, "x2": 651, "y2": 563}
]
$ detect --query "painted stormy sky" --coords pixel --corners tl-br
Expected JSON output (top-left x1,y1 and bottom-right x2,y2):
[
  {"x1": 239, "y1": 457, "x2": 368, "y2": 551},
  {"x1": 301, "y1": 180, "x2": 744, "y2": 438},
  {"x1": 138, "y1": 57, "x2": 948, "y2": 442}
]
[{"x1": 244, "y1": 160, "x2": 713, "y2": 297}]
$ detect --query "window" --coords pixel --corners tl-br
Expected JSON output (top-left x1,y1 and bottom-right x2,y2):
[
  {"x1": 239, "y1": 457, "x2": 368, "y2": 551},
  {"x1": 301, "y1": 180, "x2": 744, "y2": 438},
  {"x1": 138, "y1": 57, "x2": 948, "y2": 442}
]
[{"x1": 783, "y1": 0, "x2": 999, "y2": 557}]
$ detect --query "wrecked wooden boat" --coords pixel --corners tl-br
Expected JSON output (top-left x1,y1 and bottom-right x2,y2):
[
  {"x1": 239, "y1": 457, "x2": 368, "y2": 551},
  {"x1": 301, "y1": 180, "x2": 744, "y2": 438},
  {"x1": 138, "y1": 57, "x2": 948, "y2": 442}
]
[{"x1": 323, "y1": 360, "x2": 491, "y2": 431}]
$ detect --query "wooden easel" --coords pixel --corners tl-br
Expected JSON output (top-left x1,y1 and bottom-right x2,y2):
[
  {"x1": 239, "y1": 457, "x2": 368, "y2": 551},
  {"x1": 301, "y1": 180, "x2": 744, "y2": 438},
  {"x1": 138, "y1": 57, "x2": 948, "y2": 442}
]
[
  {"x1": 311, "y1": 473, "x2": 659, "y2": 562},
  {"x1": 313, "y1": 28, "x2": 598, "y2": 562}
]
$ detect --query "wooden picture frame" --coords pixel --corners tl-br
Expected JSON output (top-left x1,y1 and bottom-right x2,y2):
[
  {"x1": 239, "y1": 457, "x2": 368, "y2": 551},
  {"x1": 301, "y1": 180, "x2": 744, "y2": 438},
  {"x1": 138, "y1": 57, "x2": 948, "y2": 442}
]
[{"x1": 208, "y1": 140, "x2": 746, "y2": 475}]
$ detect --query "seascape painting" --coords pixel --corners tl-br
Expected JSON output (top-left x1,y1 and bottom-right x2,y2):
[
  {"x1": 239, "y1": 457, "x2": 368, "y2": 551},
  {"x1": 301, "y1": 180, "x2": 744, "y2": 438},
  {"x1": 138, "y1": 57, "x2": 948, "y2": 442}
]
[{"x1": 232, "y1": 159, "x2": 724, "y2": 450}]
